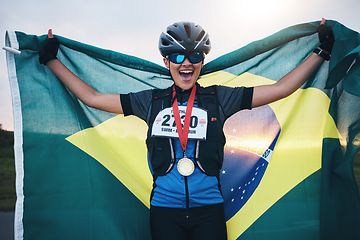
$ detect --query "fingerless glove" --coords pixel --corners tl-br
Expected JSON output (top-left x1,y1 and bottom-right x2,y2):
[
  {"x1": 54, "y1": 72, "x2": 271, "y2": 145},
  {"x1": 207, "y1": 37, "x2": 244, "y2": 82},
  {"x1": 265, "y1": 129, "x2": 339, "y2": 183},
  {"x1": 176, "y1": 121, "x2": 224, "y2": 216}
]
[
  {"x1": 39, "y1": 37, "x2": 60, "y2": 65},
  {"x1": 318, "y1": 24, "x2": 335, "y2": 54},
  {"x1": 313, "y1": 24, "x2": 334, "y2": 61}
]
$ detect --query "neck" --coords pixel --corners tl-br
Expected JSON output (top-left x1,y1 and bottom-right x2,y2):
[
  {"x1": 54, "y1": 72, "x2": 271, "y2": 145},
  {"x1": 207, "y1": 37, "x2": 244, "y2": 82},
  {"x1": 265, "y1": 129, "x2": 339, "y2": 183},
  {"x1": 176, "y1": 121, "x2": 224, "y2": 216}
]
[
  {"x1": 174, "y1": 83, "x2": 196, "y2": 92},
  {"x1": 173, "y1": 83, "x2": 197, "y2": 104}
]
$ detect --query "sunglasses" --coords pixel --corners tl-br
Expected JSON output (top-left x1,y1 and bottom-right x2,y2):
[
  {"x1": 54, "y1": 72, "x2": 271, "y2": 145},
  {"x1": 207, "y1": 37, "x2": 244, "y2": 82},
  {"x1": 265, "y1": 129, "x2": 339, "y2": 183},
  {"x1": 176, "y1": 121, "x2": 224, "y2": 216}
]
[{"x1": 167, "y1": 52, "x2": 204, "y2": 64}]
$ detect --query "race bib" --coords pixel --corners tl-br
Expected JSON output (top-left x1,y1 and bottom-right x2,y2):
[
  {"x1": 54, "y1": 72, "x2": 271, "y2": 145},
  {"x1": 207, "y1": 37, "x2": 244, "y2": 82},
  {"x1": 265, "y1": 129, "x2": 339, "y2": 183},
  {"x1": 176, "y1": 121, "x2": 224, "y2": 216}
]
[{"x1": 151, "y1": 106, "x2": 208, "y2": 140}]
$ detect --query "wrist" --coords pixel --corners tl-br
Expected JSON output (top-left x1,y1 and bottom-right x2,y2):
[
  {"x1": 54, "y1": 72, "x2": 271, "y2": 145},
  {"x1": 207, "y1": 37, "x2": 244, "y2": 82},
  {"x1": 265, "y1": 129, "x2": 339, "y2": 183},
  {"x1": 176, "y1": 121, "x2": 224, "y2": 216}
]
[
  {"x1": 46, "y1": 58, "x2": 58, "y2": 67},
  {"x1": 39, "y1": 55, "x2": 57, "y2": 65},
  {"x1": 313, "y1": 48, "x2": 331, "y2": 61}
]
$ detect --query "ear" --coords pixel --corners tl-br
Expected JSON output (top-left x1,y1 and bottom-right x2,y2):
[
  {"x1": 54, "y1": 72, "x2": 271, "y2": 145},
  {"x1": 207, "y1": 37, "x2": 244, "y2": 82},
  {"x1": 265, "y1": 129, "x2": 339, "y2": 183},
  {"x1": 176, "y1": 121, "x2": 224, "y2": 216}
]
[
  {"x1": 163, "y1": 57, "x2": 169, "y2": 68},
  {"x1": 201, "y1": 55, "x2": 206, "y2": 67}
]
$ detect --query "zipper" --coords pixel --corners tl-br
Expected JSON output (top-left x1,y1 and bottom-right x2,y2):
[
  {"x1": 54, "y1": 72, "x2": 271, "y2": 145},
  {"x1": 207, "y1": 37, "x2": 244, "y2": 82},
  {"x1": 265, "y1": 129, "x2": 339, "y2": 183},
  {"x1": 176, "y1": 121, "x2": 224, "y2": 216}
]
[
  {"x1": 165, "y1": 138, "x2": 175, "y2": 174},
  {"x1": 185, "y1": 176, "x2": 190, "y2": 218}
]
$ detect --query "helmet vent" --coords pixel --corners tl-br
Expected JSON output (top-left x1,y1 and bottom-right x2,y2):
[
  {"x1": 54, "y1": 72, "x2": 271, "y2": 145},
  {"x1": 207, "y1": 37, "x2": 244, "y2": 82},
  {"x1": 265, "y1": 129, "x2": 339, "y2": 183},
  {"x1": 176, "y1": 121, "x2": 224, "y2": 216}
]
[
  {"x1": 162, "y1": 39, "x2": 170, "y2": 46},
  {"x1": 196, "y1": 30, "x2": 205, "y2": 41},
  {"x1": 167, "y1": 30, "x2": 182, "y2": 42},
  {"x1": 184, "y1": 24, "x2": 191, "y2": 39}
]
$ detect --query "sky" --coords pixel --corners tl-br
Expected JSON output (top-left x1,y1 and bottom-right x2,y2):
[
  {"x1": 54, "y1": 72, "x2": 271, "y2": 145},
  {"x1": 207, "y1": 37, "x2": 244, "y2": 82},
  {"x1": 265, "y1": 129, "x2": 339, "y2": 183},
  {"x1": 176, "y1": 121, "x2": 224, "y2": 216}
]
[{"x1": 0, "y1": 0, "x2": 359, "y2": 131}]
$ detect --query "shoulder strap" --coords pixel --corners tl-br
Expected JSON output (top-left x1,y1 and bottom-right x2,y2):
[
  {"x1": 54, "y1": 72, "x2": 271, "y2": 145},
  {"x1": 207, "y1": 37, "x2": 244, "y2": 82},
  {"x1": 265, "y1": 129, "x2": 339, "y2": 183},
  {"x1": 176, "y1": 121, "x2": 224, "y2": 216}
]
[
  {"x1": 197, "y1": 84, "x2": 218, "y2": 109},
  {"x1": 152, "y1": 86, "x2": 172, "y2": 99},
  {"x1": 145, "y1": 86, "x2": 172, "y2": 124},
  {"x1": 197, "y1": 84, "x2": 217, "y2": 95}
]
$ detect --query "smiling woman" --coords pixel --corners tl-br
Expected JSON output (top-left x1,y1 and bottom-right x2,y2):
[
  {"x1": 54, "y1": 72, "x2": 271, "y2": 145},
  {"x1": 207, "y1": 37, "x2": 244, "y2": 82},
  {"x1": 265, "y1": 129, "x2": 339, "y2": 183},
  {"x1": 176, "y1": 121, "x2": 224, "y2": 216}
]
[{"x1": 35, "y1": 17, "x2": 338, "y2": 240}]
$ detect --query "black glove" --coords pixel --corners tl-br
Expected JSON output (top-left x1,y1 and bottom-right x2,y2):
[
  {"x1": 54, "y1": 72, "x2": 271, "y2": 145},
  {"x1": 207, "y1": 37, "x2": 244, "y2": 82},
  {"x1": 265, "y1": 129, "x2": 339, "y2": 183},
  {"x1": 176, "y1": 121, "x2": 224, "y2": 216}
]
[
  {"x1": 39, "y1": 37, "x2": 60, "y2": 65},
  {"x1": 317, "y1": 24, "x2": 334, "y2": 54}
]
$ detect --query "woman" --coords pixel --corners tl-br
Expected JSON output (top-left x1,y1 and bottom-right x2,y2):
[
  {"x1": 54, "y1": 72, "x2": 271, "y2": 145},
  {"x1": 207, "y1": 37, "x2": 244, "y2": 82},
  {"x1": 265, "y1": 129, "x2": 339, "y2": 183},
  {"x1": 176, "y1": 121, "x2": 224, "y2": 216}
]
[{"x1": 39, "y1": 19, "x2": 333, "y2": 240}]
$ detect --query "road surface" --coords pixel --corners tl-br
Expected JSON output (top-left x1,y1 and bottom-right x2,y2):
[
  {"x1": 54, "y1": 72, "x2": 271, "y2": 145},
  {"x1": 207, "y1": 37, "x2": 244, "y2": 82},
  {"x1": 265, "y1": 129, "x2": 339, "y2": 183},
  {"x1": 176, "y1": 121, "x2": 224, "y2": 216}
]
[{"x1": 0, "y1": 212, "x2": 14, "y2": 240}]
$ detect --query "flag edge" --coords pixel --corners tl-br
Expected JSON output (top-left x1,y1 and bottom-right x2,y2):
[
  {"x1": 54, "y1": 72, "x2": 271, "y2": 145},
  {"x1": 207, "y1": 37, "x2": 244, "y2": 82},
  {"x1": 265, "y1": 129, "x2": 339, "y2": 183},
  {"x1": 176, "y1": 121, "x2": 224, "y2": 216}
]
[{"x1": 5, "y1": 30, "x2": 24, "y2": 240}]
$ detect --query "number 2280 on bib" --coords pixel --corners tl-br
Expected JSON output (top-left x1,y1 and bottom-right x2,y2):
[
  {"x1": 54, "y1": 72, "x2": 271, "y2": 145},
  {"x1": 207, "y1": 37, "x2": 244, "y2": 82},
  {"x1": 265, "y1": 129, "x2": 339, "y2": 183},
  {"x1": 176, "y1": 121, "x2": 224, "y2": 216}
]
[{"x1": 151, "y1": 106, "x2": 208, "y2": 140}]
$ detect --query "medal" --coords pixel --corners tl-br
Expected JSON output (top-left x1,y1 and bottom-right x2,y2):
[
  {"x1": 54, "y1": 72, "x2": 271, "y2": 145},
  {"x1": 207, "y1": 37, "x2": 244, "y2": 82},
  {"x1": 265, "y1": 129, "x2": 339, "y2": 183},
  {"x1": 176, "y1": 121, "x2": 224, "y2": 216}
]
[
  {"x1": 177, "y1": 157, "x2": 195, "y2": 176},
  {"x1": 172, "y1": 84, "x2": 197, "y2": 176}
]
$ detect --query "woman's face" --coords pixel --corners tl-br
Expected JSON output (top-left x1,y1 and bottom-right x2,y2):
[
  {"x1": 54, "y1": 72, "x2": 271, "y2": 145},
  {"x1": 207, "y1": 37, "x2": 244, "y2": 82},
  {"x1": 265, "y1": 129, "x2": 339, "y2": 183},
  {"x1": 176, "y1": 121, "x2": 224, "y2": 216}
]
[{"x1": 163, "y1": 56, "x2": 204, "y2": 90}]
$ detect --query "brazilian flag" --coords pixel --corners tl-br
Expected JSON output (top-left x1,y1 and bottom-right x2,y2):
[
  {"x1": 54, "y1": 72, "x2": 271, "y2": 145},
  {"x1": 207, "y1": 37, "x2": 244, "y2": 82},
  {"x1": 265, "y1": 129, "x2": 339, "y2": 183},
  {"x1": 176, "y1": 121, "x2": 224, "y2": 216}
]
[{"x1": 5, "y1": 20, "x2": 360, "y2": 240}]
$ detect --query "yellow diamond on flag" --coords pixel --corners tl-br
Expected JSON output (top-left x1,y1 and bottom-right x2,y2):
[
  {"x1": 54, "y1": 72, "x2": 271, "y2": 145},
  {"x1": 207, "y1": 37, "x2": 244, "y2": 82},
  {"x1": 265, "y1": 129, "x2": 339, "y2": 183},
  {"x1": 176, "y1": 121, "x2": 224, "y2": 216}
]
[{"x1": 66, "y1": 71, "x2": 340, "y2": 239}]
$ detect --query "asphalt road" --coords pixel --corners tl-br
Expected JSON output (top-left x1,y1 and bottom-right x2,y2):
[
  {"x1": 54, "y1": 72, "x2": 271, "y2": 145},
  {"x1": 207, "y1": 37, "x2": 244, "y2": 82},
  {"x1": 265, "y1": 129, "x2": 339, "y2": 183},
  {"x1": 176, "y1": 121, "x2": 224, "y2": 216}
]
[{"x1": 0, "y1": 212, "x2": 14, "y2": 240}]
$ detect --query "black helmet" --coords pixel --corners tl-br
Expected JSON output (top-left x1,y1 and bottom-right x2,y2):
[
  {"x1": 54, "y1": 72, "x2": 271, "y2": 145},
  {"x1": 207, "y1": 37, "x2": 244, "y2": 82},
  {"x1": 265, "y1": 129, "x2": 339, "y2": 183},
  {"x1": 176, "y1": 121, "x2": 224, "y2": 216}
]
[{"x1": 159, "y1": 21, "x2": 211, "y2": 57}]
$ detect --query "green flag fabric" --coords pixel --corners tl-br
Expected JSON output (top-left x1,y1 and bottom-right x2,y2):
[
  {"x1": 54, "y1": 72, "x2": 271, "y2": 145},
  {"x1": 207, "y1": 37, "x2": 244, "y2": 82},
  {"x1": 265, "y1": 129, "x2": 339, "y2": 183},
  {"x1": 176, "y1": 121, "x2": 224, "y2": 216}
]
[{"x1": 5, "y1": 20, "x2": 360, "y2": 240}]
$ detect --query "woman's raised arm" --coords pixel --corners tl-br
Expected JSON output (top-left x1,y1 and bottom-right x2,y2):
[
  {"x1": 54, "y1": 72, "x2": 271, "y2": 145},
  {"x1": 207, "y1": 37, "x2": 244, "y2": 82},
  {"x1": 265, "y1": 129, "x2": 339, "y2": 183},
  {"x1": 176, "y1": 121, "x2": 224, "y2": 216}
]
[{"x1": 40, "y1": 29, "x2": 124, "y2": 114}]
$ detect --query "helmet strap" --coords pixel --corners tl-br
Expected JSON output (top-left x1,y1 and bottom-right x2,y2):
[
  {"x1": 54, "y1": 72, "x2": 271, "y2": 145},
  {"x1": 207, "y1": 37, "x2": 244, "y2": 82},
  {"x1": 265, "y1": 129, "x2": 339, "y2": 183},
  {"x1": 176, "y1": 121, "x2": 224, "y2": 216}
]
[{"x1": 168, "y1": 61, "x2": 175, "y2": 81}]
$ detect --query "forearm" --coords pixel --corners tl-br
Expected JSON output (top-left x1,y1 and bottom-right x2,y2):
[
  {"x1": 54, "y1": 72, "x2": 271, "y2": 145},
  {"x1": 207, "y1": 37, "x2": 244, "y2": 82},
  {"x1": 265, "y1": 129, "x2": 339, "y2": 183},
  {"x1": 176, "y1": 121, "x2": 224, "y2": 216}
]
[
  {"x1": 276, "y1": 52, "x2": 324, "y2": 97},
  {"x1": 252, "y1": 53, "x2": 324, "y2": 108},
  {"x1": 45, "y1": 59, "x2": 123, "y2": 114},
  {"x1": 46, "y1": 59, "x2": 99, "y2": 105}
]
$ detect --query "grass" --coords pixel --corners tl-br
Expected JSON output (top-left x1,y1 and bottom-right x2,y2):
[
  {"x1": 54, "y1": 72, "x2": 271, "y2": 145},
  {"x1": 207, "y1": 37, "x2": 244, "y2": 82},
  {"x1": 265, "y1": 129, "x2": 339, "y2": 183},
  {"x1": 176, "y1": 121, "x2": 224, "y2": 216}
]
[
  {"x1": 0, "y1": 129, "x2": 16, "y2": 211},
  {"x1": 354, "y1": 153, "x2": 360, "y2": 195},
  {"x1": 0, "y1": 158, "x2": 16, "y2": 211}
]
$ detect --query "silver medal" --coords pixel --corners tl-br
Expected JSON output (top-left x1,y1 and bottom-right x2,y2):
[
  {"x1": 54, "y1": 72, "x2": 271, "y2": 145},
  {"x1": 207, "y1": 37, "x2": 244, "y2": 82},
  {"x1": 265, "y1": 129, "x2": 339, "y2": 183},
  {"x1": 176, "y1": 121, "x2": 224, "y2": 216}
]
[{"x1": 177, "y1": 157, "x2": 195, "y2": 176}]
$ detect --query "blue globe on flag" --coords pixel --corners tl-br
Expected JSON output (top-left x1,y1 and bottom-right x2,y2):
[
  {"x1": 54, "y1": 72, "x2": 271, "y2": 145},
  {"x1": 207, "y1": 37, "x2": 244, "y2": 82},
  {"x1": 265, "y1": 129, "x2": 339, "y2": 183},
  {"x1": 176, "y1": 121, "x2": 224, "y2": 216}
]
[{"x1": 221, "y1": 105, "x2": 281, "y2": 220}]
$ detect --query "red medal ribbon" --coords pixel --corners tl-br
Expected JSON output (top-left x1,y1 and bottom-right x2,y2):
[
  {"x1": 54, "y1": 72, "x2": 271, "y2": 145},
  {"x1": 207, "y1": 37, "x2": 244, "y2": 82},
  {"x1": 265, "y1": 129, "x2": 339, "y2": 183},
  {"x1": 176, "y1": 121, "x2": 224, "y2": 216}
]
[{"x1": 172, "y1": 84, "x2": 197, "y2": 153}]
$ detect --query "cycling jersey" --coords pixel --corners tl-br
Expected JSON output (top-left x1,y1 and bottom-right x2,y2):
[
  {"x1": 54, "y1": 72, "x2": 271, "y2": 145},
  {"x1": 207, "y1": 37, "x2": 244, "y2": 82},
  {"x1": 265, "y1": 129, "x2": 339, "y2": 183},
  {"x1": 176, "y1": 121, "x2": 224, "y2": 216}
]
[{"x1": 120, "y1": 83, "x2": 253, "y2": 208}]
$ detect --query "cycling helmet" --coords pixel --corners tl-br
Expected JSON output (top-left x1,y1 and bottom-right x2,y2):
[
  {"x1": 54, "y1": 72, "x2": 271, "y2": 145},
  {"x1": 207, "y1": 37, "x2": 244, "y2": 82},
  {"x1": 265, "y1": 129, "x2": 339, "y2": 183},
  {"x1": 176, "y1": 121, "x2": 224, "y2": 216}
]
[{"x1": 159, "y1": 21, "x2": 211, "y2": 57}]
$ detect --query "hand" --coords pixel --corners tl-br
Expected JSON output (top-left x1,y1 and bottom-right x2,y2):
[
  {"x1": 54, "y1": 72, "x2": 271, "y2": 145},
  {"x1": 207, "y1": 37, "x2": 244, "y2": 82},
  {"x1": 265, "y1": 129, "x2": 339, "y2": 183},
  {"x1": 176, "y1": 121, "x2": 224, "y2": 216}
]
[
  {"x1": 317, "y1": 18, "x2": 334, "y2": 54},
  {"x1": 39, "y1": 29, "x2": 60, "y2": 65}
]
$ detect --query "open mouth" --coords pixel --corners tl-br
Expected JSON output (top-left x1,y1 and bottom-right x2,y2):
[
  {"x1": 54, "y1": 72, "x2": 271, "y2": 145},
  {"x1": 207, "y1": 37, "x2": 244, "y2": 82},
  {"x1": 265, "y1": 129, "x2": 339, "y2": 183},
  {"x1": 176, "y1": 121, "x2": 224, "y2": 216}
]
[{"x1": 179, "y1": 70, "x2": 194, "y2": 81}]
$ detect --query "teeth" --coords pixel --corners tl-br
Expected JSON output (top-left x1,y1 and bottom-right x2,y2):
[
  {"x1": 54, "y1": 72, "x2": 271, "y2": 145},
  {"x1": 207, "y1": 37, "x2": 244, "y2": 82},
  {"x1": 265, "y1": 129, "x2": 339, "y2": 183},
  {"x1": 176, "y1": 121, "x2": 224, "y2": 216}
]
[{"x1": 180, "y1": 70, "x2": 193, "y2": 74}]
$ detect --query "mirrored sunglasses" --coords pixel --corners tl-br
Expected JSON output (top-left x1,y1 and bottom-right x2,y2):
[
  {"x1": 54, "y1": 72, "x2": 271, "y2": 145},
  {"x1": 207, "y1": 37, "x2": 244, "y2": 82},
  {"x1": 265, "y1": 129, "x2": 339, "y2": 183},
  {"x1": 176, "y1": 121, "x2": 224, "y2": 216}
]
[{"x1": 167, "y1": 52, "x2": 204, "y2": 64}]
